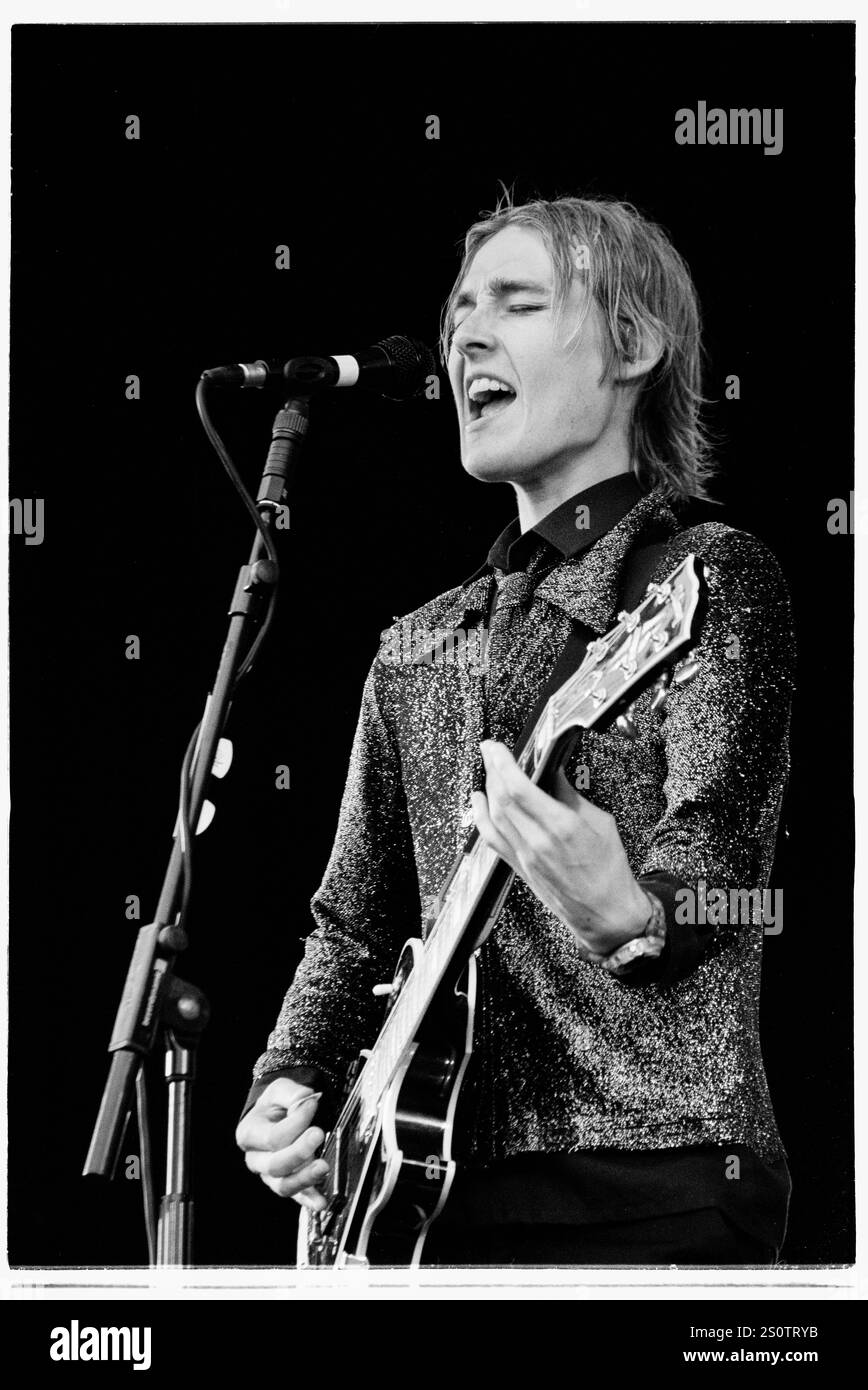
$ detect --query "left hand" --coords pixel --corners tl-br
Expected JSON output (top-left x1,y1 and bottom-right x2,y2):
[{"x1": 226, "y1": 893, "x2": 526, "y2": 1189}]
[{"x1": 471, "y1": 740, "x2": 650, "y2": 956}]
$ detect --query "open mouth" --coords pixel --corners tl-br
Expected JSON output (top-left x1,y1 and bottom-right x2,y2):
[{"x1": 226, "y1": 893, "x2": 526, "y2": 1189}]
[{"x1": 466, "y1": 375, "x2": 517, "y2": 424}]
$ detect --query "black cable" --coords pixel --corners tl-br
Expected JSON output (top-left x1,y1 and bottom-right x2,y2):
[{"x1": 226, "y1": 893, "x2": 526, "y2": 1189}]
[
  {"x1": 176, "y1": 722, "x2": 200, "y2": 932},
  {"x1": 194, "y1": 378, "x2": 280, "y2": 570},
  {"x1": 194, "y1": 378, "x2": 280, "y2": 688},
  {"x1": 236, "y1": 571, "x2": 278, "y2": 687},
  {"x1": 135, "y1": 1068, "x2": 157, "y2": 1265},
  {"x1": 168, "y1": 381, "x2": 287, "y2": 934}
]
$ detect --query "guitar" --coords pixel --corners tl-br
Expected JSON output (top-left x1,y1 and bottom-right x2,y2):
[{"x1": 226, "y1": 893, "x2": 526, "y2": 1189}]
[{"x1": 298, "y1": 554, "x2": 706, "y2": 1268}]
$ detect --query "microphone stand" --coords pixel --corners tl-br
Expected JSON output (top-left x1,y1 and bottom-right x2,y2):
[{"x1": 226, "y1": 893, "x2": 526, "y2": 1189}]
[{"x1": 83, "y1": 394, "x2": 310, "y2": 1267}]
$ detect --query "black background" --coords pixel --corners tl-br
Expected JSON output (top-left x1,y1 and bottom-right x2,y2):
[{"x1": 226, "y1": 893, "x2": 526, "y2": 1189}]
[{"x1": 9, "y1": 21, "x2": 854, "y2": 1268}]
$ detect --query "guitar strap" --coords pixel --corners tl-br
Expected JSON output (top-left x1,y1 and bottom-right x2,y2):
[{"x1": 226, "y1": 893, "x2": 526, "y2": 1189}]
[{"x1": 509, "y1": 535, "x2": 672, "y2": 759}]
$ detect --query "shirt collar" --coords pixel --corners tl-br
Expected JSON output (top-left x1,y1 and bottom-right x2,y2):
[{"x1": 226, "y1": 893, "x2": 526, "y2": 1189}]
[{"x1": 465, "y1": 472, "x2": 645, "y2": 584}]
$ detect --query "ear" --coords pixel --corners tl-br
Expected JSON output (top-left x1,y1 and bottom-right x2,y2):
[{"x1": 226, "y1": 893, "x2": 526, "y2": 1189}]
[{"x1": 614, "y1": 324, "x2": 665, "y2": 382}]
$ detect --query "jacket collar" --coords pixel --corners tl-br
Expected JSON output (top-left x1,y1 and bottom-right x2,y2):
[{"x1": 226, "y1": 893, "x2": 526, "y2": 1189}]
[
  {"x1": 443, "y1": 485, "x2": 680, "y2": 636},
  {"x1": 534, "y1": 486, "x2": 680, "y2": 633}
]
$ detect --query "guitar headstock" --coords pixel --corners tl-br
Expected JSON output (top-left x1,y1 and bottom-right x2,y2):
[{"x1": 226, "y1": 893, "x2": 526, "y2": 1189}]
[{"x1": 533, "y1": 553, "x2": 706, "y2": 759}]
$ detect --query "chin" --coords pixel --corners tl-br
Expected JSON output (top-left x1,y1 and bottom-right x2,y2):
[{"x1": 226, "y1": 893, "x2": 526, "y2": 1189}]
[
  {"x1": 461, "y1": 443, "x2": 542, "y2": 487},
  {"x1": 460, "y1": 437, "x2": 521, "y2": 482},
  {"x1": 461, "y1": 454, "x2": 516, "y2": 483}
]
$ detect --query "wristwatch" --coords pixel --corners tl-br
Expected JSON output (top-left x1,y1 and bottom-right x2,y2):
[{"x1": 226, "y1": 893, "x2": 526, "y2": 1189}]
[{"x1": 576, "y1": 888, "x2": 667, "y2": 978}]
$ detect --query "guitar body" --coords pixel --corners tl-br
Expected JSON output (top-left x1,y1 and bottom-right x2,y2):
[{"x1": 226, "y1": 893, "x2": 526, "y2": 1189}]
[
  {"x1": 298, "y1": 946, "x2": 477, "y2": 1268},
  {"x1": 295, "y1": 556, "x2": 705, "y2": 1270}
]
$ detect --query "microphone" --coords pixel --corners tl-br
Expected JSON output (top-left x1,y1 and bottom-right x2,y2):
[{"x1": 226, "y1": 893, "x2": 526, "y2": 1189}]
[{"x1": 201, "y1": 335, "x2": 435, "y2": 401}]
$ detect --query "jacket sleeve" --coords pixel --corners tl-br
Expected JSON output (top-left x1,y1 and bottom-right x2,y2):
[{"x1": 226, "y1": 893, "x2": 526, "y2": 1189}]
[
  {"x1": 625, "y1": 526, "x2": 795, "y2": 987},
  {"x1": 250, "y1": 655, "x2": 421, "y2": 1109}
]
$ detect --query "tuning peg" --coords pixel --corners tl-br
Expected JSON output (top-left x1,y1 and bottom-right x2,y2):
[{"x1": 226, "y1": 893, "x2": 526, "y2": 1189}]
[
  {"x1": 372, "y1": 982, "x2": 396, "y2": 997},
  {"x1": 650, "y1": 674, "x2": 670, "y2": 713},
  {"x1": 616, "y1": 712, "x2": 638, "y2": 740},
  {"x1": 673, "y1": 659, "x2": 699, "y2": 687}
]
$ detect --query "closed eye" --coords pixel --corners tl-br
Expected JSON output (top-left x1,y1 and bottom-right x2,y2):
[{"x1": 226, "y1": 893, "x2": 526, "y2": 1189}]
[{"x1": 453, "y1": 302, "x2": 547, "y2": 329}]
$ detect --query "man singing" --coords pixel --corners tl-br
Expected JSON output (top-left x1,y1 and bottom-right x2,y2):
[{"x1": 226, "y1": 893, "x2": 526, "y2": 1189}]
[{"x1": 236, "y1": 194, "x2": 794, "y2": 1266}]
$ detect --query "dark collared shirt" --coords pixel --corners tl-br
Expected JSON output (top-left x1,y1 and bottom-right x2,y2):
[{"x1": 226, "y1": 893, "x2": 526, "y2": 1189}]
[
  {"x1": 245, "y1": 473, "x2": 793, "y2": 1256},
  {"x1": 481, "y1": 470, "x2": 647, "y2": 578}
]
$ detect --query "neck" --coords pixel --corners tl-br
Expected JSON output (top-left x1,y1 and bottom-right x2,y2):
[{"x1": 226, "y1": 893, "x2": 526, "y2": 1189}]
[{"x1": 513, "y1": 447, "x2": 634, "y2": 532}]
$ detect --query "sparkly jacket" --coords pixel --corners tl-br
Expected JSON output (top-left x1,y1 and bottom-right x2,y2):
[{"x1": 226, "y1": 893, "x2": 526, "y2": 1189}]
[{"x1": 253, "y1": 486, "x2": 794, "y2": 1165}]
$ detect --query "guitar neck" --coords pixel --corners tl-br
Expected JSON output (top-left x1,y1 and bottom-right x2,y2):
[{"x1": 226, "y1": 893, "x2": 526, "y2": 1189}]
[{"x1": 354, "y1": 717, "x2": 577, "y2": 1124}]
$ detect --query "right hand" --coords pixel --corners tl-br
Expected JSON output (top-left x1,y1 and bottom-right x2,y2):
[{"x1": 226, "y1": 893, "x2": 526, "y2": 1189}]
[{"x1": 235, "y1": 1078, "x2": 329, "y2": 1211}]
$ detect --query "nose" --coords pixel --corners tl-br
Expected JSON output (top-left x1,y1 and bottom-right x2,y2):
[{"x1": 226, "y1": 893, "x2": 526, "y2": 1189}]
[{"x1": 450, "y1": 301, "x2": 498, "y2": 361}]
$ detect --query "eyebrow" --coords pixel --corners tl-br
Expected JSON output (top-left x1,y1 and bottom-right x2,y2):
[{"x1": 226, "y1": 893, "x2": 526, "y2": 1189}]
[{"x1": 452, "y1": 276, "x2": 552, "y2": 312}]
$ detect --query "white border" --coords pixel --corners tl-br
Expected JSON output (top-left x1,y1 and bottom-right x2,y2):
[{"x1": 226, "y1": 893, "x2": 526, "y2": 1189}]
[
  {"x1": 0, "y1": 3, "x2": 860, "y2": 21},
  {"x1": 1, "y1": 5, "x2": 862, "y2": 1303},
  {"x1": 3, "y1": 1263, "x2": 862, "y2": 1299}
]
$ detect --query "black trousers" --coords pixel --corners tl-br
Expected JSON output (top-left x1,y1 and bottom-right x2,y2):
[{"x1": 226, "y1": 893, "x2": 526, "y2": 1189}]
[{"x1": 421, "y1": 1206, "x2": 778, "y2": 1267}]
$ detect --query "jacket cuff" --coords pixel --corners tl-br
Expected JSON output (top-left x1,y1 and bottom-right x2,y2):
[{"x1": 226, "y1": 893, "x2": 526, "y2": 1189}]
[
  {"x1": 239, "y1": 1065, "x2": 334, "y2": 1126},
  {"x1": 615, "y1": 871, "x2": 711, "y2": 988}
]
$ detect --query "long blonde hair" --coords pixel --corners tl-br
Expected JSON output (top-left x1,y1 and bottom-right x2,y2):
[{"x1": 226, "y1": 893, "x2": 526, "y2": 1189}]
[{"x1": 441, "y1": 193, "x2": 716, "y2": 503}]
